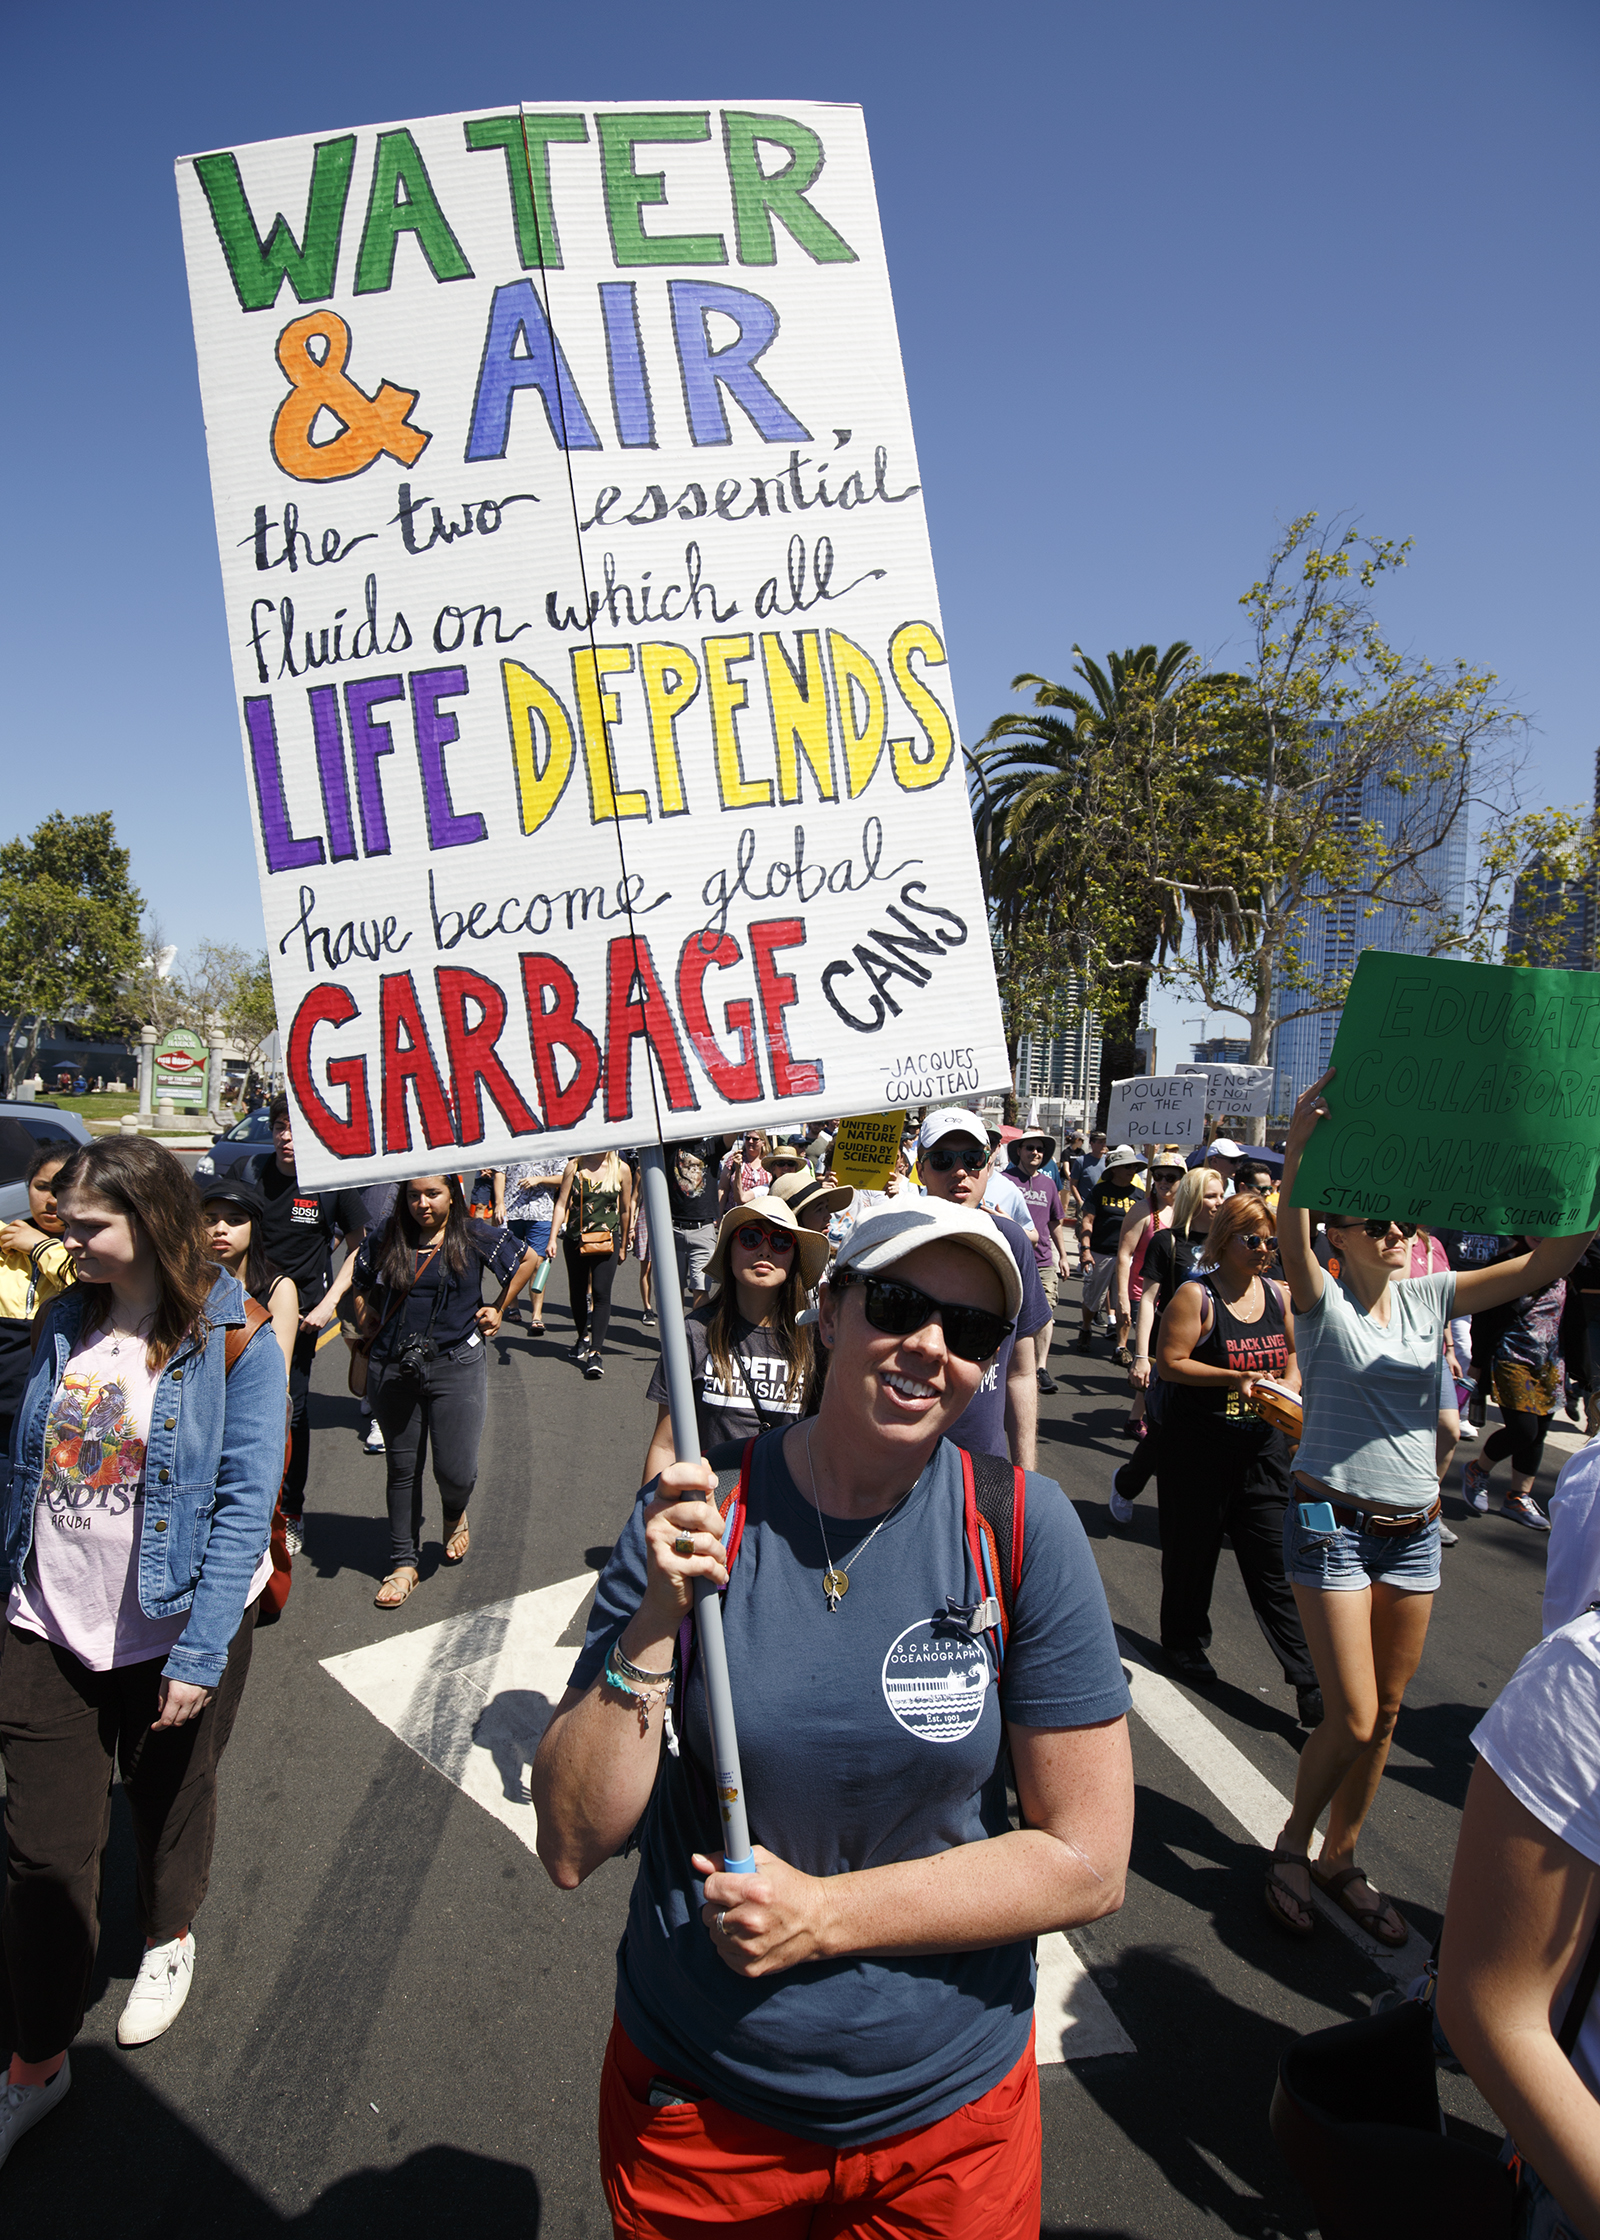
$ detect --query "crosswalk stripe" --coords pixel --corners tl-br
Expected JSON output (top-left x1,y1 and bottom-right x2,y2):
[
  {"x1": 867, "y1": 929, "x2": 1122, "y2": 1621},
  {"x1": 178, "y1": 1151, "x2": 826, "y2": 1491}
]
[{"x1": 1118, "y1": 1633, "x2": 1432, "y2": 1979}]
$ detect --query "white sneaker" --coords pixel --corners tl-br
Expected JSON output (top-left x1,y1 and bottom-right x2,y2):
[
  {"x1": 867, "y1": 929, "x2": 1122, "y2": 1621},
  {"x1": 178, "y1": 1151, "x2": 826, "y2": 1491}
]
[
  {"x1": 282, "y1": 1514, "x2": 304, "y2": 1557},
  {"x1": 1108, "y1": 1465, "x2": 1137, "y2": 1525},
  {"x1": 0, "y1": 2056, "x2": 71, "y2": 2171},
  {"x1": 364, "y1": 1419, "x2": 385, "y2": 1453},
  {"x1": 117, "y1": 1934, "x2": 196, "y2": 2046}
]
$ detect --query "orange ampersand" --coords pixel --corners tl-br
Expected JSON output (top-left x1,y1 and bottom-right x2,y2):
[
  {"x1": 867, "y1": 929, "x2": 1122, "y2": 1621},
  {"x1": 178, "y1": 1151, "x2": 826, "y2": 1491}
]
[{"x1": 271, "y1": 311, "x2": 431, "y2": 483}]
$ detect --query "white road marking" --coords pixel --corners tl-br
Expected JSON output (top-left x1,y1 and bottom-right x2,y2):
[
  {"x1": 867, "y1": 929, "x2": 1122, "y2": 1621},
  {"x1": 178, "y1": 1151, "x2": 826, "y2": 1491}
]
[
  {"x1": 323, "y1": 1578, "x2": 1136, "y2": 2064},
  {"x1": 1119, "y1": 1635, "x2": 1433, "y2": 1979},
  {"x1": 322, "y1": 1572, "x2": 595, "y2": 1857}
]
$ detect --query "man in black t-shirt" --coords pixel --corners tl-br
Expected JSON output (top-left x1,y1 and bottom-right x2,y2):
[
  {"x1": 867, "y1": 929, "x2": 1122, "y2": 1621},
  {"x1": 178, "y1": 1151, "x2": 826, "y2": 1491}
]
[
  {"x1": 246, "y1": 1095, "x2": 368, "y2": 1542},
  {"x1": 662, "y1": 1137, "x2": 723, "y2": 1304}
]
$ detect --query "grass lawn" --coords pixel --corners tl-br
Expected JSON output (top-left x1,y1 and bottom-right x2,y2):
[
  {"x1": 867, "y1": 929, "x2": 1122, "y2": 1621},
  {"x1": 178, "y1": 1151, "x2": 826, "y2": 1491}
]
[{"x1": 25, "y1": 1091, "x2": 235, "y2": 1137}]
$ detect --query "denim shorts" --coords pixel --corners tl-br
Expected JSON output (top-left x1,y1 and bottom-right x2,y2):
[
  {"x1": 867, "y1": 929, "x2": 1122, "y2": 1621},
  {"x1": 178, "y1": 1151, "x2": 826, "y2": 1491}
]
[{"x1": 1282, "y1": 1499, "x2": 1441, "y2": 1595}]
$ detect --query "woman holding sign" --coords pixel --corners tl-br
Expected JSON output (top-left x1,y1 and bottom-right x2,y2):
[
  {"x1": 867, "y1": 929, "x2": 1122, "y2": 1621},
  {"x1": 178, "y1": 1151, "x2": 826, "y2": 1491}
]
[
  {"x1": 534, "y1": 1197, "x2": 1132, "y2": 2240},
  {"x1": 1263, "y1": 1070, "x2": 1599, "y2": 1944}
]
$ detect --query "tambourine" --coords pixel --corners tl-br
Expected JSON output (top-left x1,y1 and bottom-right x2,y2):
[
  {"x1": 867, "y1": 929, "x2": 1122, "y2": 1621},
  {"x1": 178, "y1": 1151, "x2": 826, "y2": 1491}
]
[{"x1": 1248, "y1": 1378, "x2": 1303, "y2": 1444}]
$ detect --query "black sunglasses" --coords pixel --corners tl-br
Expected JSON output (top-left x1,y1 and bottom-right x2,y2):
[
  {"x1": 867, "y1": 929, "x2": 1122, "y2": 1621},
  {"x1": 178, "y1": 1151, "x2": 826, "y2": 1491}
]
[
  {"x1": 1334, "y1": 1218, "x2": 1419, "y2": 1241},
  {"x1": 922, "y1": 1142, "x2": 987, "y2": 1174},
  {"x1": 1236, "y1": 1233, "x2": 1278, "y2": 1253},
  {"x1": 733, "y1": 1224, "x2": 795, "y2": 1254},
  {"x1": 833, "y1": 1268, "x2": 1013, "y2": 1362}
]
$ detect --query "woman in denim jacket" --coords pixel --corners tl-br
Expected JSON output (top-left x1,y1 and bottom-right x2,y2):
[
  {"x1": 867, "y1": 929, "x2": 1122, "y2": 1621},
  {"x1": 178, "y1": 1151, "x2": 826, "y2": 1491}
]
[{"x1": 0, "y1": 1140, "x2": 285, "y2": 2175}]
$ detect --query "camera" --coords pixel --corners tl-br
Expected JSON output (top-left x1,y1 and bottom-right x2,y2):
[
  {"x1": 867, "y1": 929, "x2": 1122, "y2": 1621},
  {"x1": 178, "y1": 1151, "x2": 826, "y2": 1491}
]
[{"x1": 392, "y1": 1330, "x2": 436, "y2": 1385}]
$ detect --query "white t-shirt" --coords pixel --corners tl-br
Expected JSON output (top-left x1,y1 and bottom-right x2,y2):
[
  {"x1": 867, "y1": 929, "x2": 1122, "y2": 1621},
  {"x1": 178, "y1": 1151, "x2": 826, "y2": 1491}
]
[
  {"x1": 10, "y1": 1323, "x2": 272, "y2": 1672},
  {"x1": 1545, "y1": 1438, "x2": 1600, "y2": 1637},
  {"x1": 1292, "y1": 1271, "x2": 1455, "y2": 1509},
  {"x1": 1473, "y1": 1612, "x2": 1600, "y2": 2099}
]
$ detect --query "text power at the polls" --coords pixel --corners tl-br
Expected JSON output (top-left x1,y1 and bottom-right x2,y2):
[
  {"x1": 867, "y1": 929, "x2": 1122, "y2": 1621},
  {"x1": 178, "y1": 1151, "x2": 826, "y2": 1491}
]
[
  {"x1": 174, "y1": 101, "x2": 1011, "y2": 1186},
  {"x1": 1105, "y1": 1074, "x2": 1208, "y2": 1147}
]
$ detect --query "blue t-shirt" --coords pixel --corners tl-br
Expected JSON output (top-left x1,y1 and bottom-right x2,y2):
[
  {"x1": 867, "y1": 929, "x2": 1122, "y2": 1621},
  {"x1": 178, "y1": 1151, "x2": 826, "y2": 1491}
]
[
  {"x1": 948, "y1": 1213, "x2": 1052, "y2": 1462},
  {"x1": 569, "y1": 1431, "x2": 1129, "y2": 2146}
]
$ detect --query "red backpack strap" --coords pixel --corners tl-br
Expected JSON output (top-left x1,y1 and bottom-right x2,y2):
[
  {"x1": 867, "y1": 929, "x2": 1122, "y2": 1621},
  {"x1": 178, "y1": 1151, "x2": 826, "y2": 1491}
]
[
  {"x1": 959, "y1": 1446, "x2": 1025, "y2": 1655},
  {"x1": 718, "y1": 1439, "x2": 754, "y2": 1569}
]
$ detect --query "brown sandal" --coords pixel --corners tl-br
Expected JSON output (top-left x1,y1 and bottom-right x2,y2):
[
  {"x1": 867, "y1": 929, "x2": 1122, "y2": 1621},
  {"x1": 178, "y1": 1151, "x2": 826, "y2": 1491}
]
[
  {"x1": 443, "y1": 1513, "x2": 470, "y2": 1565},
  {"x1": 1310, "y1": 1861, "x2": 1408, "y2": 1948},
  {"x1": 1263, "y1": 1846, "x2": 1316, "y2": 1939},
  {"x1": 374, "y1": 1566, "x2": 419, "y2": 1610}
]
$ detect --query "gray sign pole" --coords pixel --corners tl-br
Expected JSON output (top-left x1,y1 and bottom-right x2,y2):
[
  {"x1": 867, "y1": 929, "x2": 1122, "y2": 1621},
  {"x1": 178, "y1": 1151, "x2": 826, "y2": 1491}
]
[{"x1": 638, "y1": 1145, "x2": 756, "y2": 1874}]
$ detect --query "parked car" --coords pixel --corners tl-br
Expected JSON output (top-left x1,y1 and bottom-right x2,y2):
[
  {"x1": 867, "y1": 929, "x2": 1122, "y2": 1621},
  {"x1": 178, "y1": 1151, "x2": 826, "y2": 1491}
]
[
  {"x1": 192, "y1": 1107, "x2": 273, "y2": 1182},
  {"x1": 0, "y1": 1101, "x2": 93, "y2": 1221}
]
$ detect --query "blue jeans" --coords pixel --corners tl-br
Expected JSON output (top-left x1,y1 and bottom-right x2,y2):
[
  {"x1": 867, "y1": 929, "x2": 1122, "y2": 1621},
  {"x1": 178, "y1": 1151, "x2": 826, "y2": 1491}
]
[{"x1": 1282, "y1": 1501, "x2": 1442, "y2": 1595}]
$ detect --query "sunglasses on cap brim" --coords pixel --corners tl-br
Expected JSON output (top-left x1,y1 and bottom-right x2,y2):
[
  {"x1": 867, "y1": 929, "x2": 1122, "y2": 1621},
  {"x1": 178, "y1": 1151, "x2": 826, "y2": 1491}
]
[{"x1": 832, "y1": 1267, "x2": 1013, "y2": 1362}]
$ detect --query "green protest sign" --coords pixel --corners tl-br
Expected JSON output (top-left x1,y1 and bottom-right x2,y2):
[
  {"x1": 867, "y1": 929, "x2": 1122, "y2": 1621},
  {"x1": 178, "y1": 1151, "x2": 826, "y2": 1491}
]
[{"x1": 1288, "y1": 950, "x2": 1600, "y2": 1235}]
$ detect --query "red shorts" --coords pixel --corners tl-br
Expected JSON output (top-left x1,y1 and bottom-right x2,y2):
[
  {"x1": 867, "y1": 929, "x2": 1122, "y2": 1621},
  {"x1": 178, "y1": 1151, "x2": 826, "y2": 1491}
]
[{"x1": 599, "y1": 2012, "x2": 1041, "y2": 2239}]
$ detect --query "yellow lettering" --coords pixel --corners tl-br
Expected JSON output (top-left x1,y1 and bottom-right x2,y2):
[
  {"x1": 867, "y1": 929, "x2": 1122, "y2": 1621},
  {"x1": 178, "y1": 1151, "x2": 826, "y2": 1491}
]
[
  {"x1": 827, "y1": 630, "x2": 886, "y2": 797},
  {"x1": 888, "y1": 621, "x2": 954, "y2": 790},
  {"x1": 638, "y1": 642, "x2": 699, "y2": 818},
  {"x1": 500, "y1": 660, "x2": 576, "y2": 836},
  {"x1": 571, "y1": 645, "x2": 649, "y2": 823},
  {"x1": 704, "y1": 634, "x2": 771, "y2": 809},
  {"x1": 761, "y1": 630, "x2": 836, "y2": 804}
]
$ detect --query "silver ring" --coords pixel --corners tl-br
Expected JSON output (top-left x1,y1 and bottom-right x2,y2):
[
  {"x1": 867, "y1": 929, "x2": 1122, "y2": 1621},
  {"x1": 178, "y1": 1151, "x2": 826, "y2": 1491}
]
[
  {"x1": 672, "y1": 1531, "x2": 695, "y2": 1557},
  {"x1": 716, "y1": 1909, "x2": 728, "y2": 1935}
]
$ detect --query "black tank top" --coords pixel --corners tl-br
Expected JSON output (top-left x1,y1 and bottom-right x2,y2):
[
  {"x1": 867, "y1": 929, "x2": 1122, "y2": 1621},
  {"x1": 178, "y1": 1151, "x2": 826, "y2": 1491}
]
[{"x1": 1165, "y1": 1274, "x2": 1290, "y2": 1439}]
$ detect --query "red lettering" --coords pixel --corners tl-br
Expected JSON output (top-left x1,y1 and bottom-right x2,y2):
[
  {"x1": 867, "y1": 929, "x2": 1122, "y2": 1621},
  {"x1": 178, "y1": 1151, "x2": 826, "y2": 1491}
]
[
  {"x1": 603, "y1": 934, "x2": 697, "y2": 1124},
  {"x1": 378, "y1": 972, "x2": 456, "y2": 1155},
  {"x1": 519, "y1": 955, "x2": 601, "y2": 1130},
  {"x1": 676, "y1": 931, "x2": 761, "y2": 1103},
  {"x1": 435, "y1": 967, "x2": 540, "y2": 1145},
  {"x1": 285, "y1": 984, "x2": 374, "y2": 1160},
  {"x1": 749, "y1": 918, "x2": 823, "y2": 1097}
]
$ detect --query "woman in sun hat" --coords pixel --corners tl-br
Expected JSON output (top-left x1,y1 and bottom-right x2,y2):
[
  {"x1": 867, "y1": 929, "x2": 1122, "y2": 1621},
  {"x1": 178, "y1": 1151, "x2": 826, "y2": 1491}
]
[
  {"x1": 1076, "y1": 1145, "x2": 1146, "y2": 1353},
  {"x1": 534, "y1": 1195, "x2": 1133, "y2": 2239},
  {"x1": 640, "y1": 1197, "x2": 827, "y2": 1483}
]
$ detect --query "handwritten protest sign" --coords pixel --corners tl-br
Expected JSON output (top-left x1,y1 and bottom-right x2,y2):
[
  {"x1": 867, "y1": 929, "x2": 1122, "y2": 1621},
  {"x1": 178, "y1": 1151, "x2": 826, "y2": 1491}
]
[
  {"x1": 832, "y1": 1110, "x2": 902, "y2": 1190},
  {"x1": 1288, "y1": 951, "x2": 1600, "y2": 1234},
  {"x1": 176, "y1": 104, "x2": 1008, "y2": 1185},
  {"x1": 1105, "y1": 1073, "x2": 1208, "y2": 1147},
  {"x1": 1175, "y1": 1062, "x2": 1274, "y2": 1119}
]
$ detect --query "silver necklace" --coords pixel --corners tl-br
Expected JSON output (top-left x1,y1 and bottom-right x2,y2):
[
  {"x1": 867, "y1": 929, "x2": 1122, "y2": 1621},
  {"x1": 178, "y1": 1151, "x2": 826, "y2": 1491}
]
[
  {"x1": 803, "y1": 1421, "x2": 910, "y2": 1612},
  {"x1": 105, "y1": 1311, "x2": 155, "y2": 1359}
]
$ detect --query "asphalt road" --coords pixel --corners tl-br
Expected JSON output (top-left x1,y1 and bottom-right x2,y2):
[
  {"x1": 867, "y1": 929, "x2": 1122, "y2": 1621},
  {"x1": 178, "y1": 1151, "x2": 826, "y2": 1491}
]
[{"x1": 5, "y1": 1254, "x2": 1581, "y2": 2239}]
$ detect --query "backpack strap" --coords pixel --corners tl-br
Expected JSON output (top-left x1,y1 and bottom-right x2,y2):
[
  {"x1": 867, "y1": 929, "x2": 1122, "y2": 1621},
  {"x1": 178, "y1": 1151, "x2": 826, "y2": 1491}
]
[
  {"x1": 223, "y1": 1297, "x2": 270, "y2": 1373},
  {"x1": 957, "y1": 1445, "x2": 1027, "y2": 1668}
]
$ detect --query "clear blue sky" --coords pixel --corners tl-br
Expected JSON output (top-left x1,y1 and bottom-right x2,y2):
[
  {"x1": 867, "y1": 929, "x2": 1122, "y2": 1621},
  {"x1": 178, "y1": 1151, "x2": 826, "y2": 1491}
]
[{"x1": 5, "y1": 0, "x2": 1595, "y2": 1060}]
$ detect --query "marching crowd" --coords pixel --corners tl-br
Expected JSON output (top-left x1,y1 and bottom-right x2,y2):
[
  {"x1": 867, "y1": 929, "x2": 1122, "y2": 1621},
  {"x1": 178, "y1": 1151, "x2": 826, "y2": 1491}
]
[{"x1": 0, "y1": 1084, "x2": 1598, "y2": 2237}]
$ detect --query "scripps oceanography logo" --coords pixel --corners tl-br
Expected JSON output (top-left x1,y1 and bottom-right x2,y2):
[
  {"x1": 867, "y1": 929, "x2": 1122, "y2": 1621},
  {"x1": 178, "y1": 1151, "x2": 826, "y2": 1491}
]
[{"x1": 881, "y1": 1619, "x2": 990, "y2": 1744}]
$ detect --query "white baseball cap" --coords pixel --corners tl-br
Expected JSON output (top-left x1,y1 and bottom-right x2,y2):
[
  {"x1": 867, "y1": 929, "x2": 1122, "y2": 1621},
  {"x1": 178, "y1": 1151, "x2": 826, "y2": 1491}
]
[
  {"x1": 831, "y1": 1197, "x2": 1022, "y2": 1320},
  {"x1": 917, "y1": 1107, "x2": 991, "y2": 1154},
  {"x1": 1207, "y1": 1138, "x2": 1244, "y2": 1160}
]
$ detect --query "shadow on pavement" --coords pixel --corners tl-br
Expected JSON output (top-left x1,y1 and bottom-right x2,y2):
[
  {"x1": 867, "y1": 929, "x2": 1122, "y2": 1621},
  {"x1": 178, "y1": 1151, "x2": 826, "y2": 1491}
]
[
  {"x1": 1067, "y1": 1941, "x2": 1317, "y2": 2240},
  {"x1": 2, "y1": 2053, "x2": 542, "y2": 2238}
]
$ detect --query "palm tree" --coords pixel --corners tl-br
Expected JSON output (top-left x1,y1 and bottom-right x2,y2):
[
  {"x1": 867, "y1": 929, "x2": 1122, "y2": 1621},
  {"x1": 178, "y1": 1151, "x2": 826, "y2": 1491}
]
[{"x1": 972, "y1": 644, "x2": 1228, "y2": 1095}]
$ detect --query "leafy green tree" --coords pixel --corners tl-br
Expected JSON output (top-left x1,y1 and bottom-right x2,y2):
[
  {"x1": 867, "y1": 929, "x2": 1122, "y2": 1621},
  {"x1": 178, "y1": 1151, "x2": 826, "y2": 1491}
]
[{"x1": 0, "y1": 812, "x2": 143, "y2": 1094}]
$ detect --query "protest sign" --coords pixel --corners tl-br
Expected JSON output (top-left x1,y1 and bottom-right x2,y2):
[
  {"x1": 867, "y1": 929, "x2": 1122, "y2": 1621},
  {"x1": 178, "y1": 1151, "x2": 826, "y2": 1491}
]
[
  {"x1": 832, "y1": 1110, "x2": 902, "y2": 1189},
  {"x1": 1288, "y1": 950, "x2": 1600, "y2": 1234},
  {"x1": 175, "y1": 103, "x2": 1008, "y2": 1187},
  {"x1": 1175, "y1": 1062, "x2": 1274, "y2": 1119},
  {"x1": 1105, "y1": 1073, "x2": 1208, "y2": 1147},
  {"x1": 154, "y1": 1028, "x2": 209, "y2": 1104}
]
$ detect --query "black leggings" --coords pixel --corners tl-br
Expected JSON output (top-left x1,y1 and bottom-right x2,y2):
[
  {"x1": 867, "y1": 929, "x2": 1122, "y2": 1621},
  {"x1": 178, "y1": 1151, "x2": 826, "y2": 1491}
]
[
  {"x1": 1485, "y1": 1406, "x2": 1551, "y2": 1478},
  {"x1": 564, "y1": 1231, "x2": 616, "y2": 1352}
]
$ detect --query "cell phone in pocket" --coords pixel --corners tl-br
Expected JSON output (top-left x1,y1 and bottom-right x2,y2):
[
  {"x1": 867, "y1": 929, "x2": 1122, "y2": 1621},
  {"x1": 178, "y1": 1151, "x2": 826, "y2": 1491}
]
[
  {"x1": 648, "y1": 2080, "x2": 697, "y2": 2109},
  {"x1": 1297, "y1": 1500, "x2": 1338, "y2": 1534}
]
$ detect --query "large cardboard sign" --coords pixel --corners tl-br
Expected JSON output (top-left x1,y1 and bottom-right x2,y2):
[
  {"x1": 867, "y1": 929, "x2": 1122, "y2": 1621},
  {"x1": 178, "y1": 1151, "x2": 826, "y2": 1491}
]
[
  {"x1": 176, "y1": 103, "x2": 1008, "y2": 1186},
  {"x1": 1105, "y1": 1073, "x2": 1207, "y2": 1147},
  {"x1": 1175, "y1": 1062, "x2": 1274, "y2": 1119},
  {"x1": 1288, "y1": 951, "x2": 1600, "y2": 1234}
]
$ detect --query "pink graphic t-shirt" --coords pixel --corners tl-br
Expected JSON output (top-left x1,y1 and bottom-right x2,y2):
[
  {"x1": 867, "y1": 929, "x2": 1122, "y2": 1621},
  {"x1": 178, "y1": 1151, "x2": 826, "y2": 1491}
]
[{"x1": 10, "y1": 1324, "x2": 271, "y2": 1671}]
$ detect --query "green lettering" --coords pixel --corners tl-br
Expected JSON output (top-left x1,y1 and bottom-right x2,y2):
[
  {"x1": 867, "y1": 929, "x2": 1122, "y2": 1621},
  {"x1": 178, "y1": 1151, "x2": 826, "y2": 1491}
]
[
  {"x1": 192, "y1": 136, "x2": 356, "y2": 312},
  {"x1": 721, "y1": 112, "x2": 858, "y2": 266},
  {"x1": 464, "y1": 113, "x2": 588, "y2": 270},
  {"x1": 354, "y1": 130, "x2": 474, "y2": 295},
  {"x1": 596, "y1": 113, "x2": 726, "y2": 267}
]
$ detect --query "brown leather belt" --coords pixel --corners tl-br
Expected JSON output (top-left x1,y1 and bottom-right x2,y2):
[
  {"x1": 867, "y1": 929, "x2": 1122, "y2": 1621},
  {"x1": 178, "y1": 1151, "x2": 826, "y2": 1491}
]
[{"x1": 1328, "y1": 1496, "x2": 1441, "y2": 1539}]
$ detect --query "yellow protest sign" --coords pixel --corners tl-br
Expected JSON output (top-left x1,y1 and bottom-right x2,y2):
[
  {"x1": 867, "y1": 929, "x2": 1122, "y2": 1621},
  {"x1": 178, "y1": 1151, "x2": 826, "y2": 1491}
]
[{"x1": 832, "y1": 1112, "x2": 904, "y2": 1191}]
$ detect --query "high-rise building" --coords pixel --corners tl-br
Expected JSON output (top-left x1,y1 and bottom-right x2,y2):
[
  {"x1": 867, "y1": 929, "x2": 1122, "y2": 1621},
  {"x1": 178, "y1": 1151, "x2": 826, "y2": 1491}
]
[
  {"x1": 1270, "y1": 730, "x2": 1470, "y2": 1112},
  {"x1": 1506, "y1": 745, "x2": 1598, "y2": 971},
  {"x1": 1015, "y1": 990, "x2": 1101, "y2": 1124}
]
